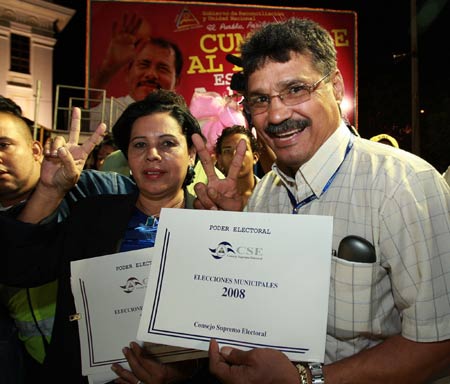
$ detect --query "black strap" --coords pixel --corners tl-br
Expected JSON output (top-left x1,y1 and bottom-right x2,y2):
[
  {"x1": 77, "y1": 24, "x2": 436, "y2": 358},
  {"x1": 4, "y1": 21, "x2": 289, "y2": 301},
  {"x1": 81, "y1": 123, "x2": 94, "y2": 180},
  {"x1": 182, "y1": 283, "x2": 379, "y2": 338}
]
[{"x1": 26, "y1": 288, "x2": 50, "y2": 356}]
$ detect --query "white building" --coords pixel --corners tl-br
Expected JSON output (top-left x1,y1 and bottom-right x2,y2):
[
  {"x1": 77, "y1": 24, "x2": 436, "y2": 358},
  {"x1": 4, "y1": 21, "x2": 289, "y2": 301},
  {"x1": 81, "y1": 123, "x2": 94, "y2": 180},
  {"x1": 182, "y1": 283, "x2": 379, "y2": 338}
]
[{"x1": 0, "y1": 0, "x2": 74, "y2": 129}]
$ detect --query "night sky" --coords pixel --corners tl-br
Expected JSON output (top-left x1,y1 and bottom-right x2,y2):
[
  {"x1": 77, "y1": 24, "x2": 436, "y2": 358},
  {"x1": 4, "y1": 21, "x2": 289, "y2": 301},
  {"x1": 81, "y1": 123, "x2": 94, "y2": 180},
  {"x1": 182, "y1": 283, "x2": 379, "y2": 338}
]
[{"x1": 53, "y1": 0, "x2": 450, "y2": 172}]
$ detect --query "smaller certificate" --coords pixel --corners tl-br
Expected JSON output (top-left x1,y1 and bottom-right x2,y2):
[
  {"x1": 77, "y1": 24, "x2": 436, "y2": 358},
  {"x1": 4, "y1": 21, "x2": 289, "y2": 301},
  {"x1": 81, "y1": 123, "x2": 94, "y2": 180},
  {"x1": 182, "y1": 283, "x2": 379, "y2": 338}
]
[
  {"x1": 71, "y1": 248, "x2": 206, "y2": 384},
  {"x1": 138, "y1": 209, "x2": 333, "y2": 362}
]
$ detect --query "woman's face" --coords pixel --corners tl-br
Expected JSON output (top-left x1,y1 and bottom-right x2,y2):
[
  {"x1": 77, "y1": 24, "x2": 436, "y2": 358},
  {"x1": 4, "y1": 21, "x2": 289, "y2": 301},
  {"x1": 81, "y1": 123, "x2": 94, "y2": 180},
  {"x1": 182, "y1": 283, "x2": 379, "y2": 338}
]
[{"x1": 127, "y1": 112, "x2": 195, "y2": 200}]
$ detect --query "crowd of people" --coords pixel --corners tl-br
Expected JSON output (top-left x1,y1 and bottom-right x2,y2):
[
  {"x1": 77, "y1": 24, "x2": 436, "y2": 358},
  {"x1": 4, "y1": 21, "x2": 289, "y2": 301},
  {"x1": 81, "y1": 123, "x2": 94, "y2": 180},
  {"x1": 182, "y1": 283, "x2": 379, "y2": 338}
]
[
  {"x1": 1, "y1": 16, "x2": 449, "y2": 384},
  {"x1": 0, "y1": 95, "x2": 136, "y2": 383}
]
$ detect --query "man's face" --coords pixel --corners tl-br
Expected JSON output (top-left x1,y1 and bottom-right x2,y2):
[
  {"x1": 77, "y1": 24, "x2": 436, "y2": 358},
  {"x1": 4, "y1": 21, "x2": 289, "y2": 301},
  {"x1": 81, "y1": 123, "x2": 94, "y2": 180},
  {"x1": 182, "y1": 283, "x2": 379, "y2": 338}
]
[
  {"x1": 217, "y1": 133, "x2": 258, "y2": 179},
  {"x1": 0, "y1": 112, "x2": 43, "y2": 207},
  {"x1": 246, "y1": 52, "x2": 343, "y2": 176},
  {"x1": 127, "y1": 43, "x2": 179, "y2": 101}
]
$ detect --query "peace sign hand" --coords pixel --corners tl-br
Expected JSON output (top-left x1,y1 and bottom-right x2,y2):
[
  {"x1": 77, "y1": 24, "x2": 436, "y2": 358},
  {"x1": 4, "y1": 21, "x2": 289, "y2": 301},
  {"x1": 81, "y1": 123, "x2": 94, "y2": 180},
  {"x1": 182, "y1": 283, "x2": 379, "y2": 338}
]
[
  {"x1": 40, "y1": 107, "x2": 106, "y2": 195},
  {"x1": 18, "y1": 107, "x2": 106, "y2": 224},
  {"x1": 192, "y1": 133, "x2": 245, "y2": 212}
]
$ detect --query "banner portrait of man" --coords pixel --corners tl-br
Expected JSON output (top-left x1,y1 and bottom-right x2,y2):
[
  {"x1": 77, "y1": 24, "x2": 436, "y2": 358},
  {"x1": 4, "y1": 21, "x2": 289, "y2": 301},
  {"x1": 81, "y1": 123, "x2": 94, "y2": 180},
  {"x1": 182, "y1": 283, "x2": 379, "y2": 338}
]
[{"x1": 88, "y1": 1, "x2": 357, "y2": 126}]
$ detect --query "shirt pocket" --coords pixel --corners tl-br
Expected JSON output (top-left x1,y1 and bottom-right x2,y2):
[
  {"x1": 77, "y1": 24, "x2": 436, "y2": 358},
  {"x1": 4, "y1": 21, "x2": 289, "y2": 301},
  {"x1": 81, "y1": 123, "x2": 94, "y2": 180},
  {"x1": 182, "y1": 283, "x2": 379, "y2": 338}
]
[{"x1": 328, "y1": 256, "x2": 398, "y2": 338}]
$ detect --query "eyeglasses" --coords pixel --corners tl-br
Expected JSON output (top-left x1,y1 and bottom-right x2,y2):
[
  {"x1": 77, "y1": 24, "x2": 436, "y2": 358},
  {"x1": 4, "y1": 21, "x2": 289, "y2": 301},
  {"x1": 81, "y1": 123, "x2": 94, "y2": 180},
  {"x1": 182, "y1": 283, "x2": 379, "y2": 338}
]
[{"x1": 244, "y1": 72, "x2": 331, "y2": 115}]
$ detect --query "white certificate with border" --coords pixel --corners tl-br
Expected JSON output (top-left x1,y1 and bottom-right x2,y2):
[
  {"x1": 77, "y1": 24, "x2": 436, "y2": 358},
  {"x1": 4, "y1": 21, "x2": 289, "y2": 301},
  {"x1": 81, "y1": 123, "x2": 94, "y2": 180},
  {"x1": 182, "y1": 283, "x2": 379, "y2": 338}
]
[
  {"x1": 137, "y1": 208, "x2": 333, "y2": 362},
  {"x1": 71, "y1": 248, "x2": 207, "y2": 384}
]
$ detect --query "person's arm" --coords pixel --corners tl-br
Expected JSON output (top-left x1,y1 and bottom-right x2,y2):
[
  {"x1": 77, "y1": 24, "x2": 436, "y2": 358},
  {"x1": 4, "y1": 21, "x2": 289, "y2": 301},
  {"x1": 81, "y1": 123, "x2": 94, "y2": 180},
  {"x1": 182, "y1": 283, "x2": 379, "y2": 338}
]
[
  {"x1": 18, "y1": 107, "x2": 106, "y2": 223},
  {"x1": 192, "y1": 133, "x2": 245, "y2": 211},
  {"x1": 209, "y1": 336, "x2": 450, "y2": 384},
  {"x1": 0, "y1": 214, "x2": 62, "y2": 286},
  {"x1": 324, "y1": 335, "x2": 450, "y2": 383}
]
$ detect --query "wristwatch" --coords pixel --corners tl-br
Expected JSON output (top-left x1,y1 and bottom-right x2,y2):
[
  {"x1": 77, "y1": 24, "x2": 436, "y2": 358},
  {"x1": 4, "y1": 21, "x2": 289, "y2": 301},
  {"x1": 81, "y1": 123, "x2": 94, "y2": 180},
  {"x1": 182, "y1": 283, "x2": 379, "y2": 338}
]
[
  {"x1": 307, "y1": 362, "x2": 325, "y2": 384},
  {"x1": 295, "y1": 363, "x2": 308, "y2": 384},
  {"x1": 295, "y1": 362, "x2": 325, "y2": 384}
]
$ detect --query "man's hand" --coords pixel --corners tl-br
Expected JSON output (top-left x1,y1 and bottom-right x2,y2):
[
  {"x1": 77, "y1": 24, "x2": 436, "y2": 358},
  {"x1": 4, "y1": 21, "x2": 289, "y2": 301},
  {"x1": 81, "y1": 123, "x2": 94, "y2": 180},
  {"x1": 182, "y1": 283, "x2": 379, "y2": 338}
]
[
  {"x1": 208, "y1": 339, "x2": 299, "y2": 384},
  {"x1": 91, "y1": 13, "x2": 151, "y2": 92},
  {"x1": 18, "y1": 107, "x2": 106, "y2": 224},
  {"x1": 104, "y1": 13, "x2": 149, "y2": 72},
  {"x1": 192, "y1": 133, "x2": 245, "y2": 211},
  {"x1": 40, "y1": 107, "x2": 106, "y2": 195}
]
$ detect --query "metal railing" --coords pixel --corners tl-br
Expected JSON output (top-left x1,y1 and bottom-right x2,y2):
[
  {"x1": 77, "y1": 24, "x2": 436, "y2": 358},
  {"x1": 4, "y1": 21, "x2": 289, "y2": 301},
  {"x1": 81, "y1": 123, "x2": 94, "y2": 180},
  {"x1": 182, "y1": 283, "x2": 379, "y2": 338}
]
[
  {"x1": 53, "y1": 84, "x2": 107, "y2": 134},
  {"x1": 51, "y1": 84, "x2": 128, "y2": 142}
]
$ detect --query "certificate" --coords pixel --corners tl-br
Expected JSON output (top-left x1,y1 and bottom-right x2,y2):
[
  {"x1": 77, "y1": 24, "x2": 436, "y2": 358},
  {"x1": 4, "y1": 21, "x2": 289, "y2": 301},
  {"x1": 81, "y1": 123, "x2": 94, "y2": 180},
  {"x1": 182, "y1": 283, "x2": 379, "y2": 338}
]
[
  {"x1": 138, "y1": 209, "x2": 333, "y2": 362},
  {"x1": 71, "y1": 248, "x2": 207, "y2": 384}
]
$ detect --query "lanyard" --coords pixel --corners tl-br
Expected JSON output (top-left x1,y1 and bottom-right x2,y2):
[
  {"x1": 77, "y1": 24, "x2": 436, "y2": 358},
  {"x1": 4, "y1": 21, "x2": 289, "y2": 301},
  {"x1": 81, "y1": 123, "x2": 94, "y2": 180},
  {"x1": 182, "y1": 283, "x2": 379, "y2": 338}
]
[{"x1": 287, "y1": 138, "x2": 354, "y2": 214}]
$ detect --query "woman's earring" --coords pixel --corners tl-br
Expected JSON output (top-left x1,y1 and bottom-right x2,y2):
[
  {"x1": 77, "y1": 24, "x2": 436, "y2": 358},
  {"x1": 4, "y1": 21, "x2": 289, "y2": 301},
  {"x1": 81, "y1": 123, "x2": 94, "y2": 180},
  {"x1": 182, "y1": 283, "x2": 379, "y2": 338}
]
[{"x1": 184, "y1": 165, "x2": 196, "y2": 187}]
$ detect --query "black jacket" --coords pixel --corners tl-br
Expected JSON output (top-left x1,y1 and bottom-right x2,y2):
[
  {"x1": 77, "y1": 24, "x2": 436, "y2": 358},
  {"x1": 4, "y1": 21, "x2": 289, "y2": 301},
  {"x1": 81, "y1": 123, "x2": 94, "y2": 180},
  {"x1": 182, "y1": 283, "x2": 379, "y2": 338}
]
[{"x1": 1, "y1": 193, "x2": 138, "y2": 384}]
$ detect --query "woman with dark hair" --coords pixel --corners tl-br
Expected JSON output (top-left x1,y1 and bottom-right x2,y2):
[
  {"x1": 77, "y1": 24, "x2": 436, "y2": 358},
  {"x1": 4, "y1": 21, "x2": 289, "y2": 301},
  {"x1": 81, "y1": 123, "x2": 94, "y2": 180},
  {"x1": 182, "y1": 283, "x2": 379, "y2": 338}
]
[{"x1": 0, "y1": 89, "x2": 210, "y2": 383}]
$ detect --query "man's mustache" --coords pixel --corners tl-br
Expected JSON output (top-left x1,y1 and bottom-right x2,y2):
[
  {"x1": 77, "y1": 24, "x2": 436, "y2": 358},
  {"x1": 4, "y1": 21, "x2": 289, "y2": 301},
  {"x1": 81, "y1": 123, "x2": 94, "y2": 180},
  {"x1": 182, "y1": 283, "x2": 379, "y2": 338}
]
[
  {"x1": 137, "y1": 80, "x2": 161, "y2": 89},
  {"x1": 265, "y1": 118, "x2": 312, "y2": 136}
]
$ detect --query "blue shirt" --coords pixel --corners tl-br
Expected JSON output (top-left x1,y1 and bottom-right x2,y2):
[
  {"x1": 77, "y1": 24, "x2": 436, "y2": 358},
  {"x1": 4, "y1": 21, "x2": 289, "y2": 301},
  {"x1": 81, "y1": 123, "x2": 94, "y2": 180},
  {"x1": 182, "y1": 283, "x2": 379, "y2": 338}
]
[{"x1": 56, "y1": 169, "x2": 136, "y2": 222}]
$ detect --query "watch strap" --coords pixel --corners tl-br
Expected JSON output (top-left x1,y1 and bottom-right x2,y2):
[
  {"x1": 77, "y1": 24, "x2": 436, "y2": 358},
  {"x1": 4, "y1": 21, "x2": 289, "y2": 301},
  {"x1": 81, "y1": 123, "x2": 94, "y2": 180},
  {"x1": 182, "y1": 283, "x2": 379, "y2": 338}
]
[
  {"x1": 307, "y1": 362, "x2": 325, "y2": 384},
  {"x1": 295, "y1": 363, "x2": 309, "y2": 384}
]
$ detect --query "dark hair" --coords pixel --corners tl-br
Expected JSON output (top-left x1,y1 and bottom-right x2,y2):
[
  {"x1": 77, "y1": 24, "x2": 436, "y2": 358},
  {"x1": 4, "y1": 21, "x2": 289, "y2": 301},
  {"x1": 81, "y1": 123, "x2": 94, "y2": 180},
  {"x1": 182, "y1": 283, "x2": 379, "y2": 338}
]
[
  {"x1": 130, "y1": 37, "x2": 183, "y2": 80},
  {"x1": 0, "y1": 95, "x2": 23, "y2": 116},
  {"x1": 241, "y1": 18, "x2": 337, "y2": 89},
  {"x1": 215, "y1": 125, "x2": 261, "y2": 156},
  {"x1": 151, "y1": 37, "x2": 183, "y2": 80},
  {"x1": 112, "y1": 89, "x2": 205, "y2": 185},
  {"x1": 100, "y1": 134, "x2": 117, "y2": 149},
  {"x1": 0, "y1": 95, "x2": 34, "y2": 136},
  {"x1": 85, "y1": 134, "x2": 118, "y2": 170}
]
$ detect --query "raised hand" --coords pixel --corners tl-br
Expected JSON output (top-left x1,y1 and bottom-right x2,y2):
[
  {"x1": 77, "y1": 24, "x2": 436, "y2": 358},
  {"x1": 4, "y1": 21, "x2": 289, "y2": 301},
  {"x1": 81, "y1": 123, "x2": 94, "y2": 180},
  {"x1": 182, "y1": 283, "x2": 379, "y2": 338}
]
[
  {"x1": 18, "y1": 108, "x2": 106, "y2": 223},
  {"x1": 90, "y1": 13, "x2": 151, "y2": 92},
  {"x1": 192, "y1": 133, "x2": 245, "y2": 211},
  {"x1": 105, "y1": 13, "x2": 149, "y2": 71},
  {"x1": 40, "y1": 107, "x2": 106, "y2": 195}
]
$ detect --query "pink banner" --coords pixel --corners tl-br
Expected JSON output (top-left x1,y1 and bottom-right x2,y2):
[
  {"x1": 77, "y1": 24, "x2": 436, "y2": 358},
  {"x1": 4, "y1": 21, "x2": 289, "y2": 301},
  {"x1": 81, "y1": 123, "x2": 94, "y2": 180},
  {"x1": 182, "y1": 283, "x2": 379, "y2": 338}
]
[{"x1": 89, "y1": 1, "x2": 357, "y2": 125}]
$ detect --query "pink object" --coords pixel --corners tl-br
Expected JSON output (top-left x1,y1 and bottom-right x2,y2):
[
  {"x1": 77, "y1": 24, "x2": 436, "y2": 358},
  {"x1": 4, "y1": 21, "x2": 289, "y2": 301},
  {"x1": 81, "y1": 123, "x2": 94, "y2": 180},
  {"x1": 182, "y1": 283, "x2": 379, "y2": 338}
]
[{"x1": 190, "y1": 90, "x2": 247, "y2": 154}]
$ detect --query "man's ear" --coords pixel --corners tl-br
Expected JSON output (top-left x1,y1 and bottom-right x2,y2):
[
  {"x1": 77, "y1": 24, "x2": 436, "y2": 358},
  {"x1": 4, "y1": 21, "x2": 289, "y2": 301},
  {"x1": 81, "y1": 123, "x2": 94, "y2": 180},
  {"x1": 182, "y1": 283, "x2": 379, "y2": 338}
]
[
  {"x1": 32, "y1": 140, "x2": 44, "y2": 161},
  {"x1": 331, "y1": 70, "x2": 345, "y2": 103},
  {"x1": 253, "y1": 151, "x2": 260, "y2": 165}
]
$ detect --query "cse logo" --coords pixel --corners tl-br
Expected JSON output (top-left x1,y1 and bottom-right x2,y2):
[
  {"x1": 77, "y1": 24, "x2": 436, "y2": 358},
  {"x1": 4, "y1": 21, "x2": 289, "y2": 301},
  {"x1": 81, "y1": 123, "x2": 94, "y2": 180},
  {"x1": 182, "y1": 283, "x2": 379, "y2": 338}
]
[
  {"x1": 119, "y1": 277, "x2": 148, "y2": 293},
  {"x1": 209, "y1": 241, "x2": 263, "y2": 260}
]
